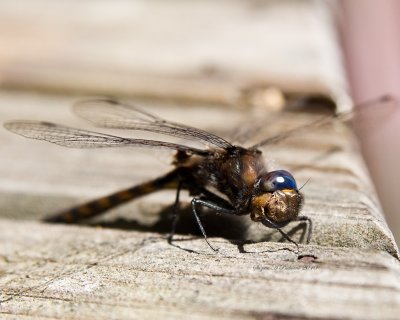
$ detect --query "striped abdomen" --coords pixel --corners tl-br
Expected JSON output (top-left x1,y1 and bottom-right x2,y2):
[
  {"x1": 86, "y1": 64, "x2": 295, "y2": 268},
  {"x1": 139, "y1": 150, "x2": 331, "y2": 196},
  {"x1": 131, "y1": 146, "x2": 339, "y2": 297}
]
[{"x1": 44, "y1": 170, "x2": 179, "y2": 223}]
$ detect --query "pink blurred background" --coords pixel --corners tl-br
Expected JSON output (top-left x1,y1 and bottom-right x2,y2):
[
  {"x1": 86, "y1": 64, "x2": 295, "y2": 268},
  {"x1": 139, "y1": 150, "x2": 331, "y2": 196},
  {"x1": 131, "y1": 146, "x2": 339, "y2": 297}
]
[{"x1": 341, "y1": 0, "x2": 400, "y2": 245}]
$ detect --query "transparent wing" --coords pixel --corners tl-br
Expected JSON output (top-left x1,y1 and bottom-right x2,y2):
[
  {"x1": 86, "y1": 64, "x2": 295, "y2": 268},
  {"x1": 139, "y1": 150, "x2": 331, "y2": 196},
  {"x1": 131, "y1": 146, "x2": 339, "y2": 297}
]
[
  {"x1": 4, "y1": 121, "x2": 210, "y2": 155},
  {"x1": 250, "y1": 95, "x2": 396, "y2": 149},
  {"x1": 73, "y1": 98, "x2": 233, "y2": 149}
]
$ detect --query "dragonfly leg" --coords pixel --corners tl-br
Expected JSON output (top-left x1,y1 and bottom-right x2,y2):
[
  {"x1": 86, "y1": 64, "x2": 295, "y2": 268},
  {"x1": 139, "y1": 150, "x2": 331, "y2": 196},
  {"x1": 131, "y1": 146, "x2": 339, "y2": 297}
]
[
  {"x1": 191, "y1": 198, "x2": 237, "y2": 252},
  {"x1": 261, "y1": 217, "x2": 300, "y2": 253},
  {"x1": 167, "y1": 181, "x2": 182, "y2": 245},
  {"x1": 296, "y1": 215, "x2": 313, "y2": 244}
]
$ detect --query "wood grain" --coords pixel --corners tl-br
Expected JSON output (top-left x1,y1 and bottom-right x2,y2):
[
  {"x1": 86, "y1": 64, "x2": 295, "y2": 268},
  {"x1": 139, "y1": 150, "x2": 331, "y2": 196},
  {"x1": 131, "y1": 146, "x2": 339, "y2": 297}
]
[
  {"x1": 0, "y1": 1, "x2": 399, "y2": 319},
  {"x1": 1, "y1": 91, "x2": 399, "y2": 319},
  {"x1": 0, "y1": 0, "x2": 350, "y2": 109},
  {"x1": 1, "y1": 221, "x2": 400, "y2": 320}
]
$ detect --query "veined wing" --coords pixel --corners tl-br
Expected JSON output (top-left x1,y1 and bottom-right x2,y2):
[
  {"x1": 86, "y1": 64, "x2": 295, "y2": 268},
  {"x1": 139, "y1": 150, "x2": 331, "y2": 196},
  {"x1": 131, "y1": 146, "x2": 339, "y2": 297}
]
[
  {"x1": 4, "y1": 121, "x2": 210, "y2": 155},
  {"x1": 250, "y1": 95, "x2": 396, "y2": 149},
  {"x1": 73, "y1": 98, "x2": 233, "y2": 149}
]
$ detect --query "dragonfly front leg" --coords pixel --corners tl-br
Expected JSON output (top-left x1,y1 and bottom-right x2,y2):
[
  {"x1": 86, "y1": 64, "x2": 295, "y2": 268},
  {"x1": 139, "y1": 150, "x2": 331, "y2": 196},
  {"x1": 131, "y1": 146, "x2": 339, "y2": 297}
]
[
  {"x1": 191, "y1": 198, "x2": 237, "y2": 252},
  {"x1": 261, "y1": 217, "x2": 300, "y2": 253},
  {"x1": 296, "y1": 215, "x2": 313, "y2": 244}
]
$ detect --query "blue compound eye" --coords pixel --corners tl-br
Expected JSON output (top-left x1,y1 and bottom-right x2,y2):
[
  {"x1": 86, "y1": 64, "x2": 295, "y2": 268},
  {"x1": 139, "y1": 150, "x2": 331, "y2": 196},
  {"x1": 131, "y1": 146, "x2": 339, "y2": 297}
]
[{"x1": 262, "y1": 170, "x2": 298, "y2": 192}]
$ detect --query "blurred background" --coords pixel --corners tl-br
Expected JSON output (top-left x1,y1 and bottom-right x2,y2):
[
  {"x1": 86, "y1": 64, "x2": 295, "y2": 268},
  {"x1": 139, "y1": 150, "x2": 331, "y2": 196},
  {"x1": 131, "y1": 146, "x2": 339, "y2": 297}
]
[
  {"x1": 0, "y1": 0, "x2": 398, "y2": 245},
  {"x1": 341, "y1": 0, "x2": 400, "y2": 246}
]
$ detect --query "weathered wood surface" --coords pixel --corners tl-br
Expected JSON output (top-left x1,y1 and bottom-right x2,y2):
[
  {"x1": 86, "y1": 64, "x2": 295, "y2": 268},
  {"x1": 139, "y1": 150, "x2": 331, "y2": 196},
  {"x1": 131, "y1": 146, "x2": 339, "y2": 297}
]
[
  {"x1": 1, "y1": 220, "x2": 400, "y2": 320},
  {"x1": 1, "y1": 91, "x2": 399, "y2": 319},
  {"x1": 0, "y1": 0, "x2": 350, "y2": 110},
  {"x1": 0, "y1": 91, "x2": 398, "y2": 256},
  {"x1": 1, "y1": 0, "x2": 400, "y2": 318}
]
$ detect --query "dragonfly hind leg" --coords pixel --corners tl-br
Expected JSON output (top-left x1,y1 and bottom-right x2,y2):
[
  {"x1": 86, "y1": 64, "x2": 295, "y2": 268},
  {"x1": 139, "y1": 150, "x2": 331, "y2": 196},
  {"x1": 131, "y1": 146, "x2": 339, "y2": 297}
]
[{"x1": 167, "y1": 181, "x2": 182, "y2": 245}]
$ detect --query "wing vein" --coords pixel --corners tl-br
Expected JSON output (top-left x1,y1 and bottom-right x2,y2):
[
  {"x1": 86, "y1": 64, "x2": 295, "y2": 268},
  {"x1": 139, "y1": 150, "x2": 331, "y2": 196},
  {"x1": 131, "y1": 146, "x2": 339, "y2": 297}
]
[
  {"x1": 4, "y1": 121, "x2": 210, "y2": 155},
  {"x1": 73, "y1": 98, "x2": 232, "y2": 149}
]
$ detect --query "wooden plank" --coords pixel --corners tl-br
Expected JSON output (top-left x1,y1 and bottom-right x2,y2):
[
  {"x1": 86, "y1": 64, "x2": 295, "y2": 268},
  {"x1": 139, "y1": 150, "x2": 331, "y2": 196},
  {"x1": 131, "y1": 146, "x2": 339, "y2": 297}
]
[
  {"x1": 0, "y1": 0, "x2": 350, "y2": 110},
  {"x1": 1, "y1": 220, "x2": 400, "y2": 320},
  {"x1": 0, "y1": 1, "x2": 399, "y2": 318},
  {"x1": 1, "y1": 88, "x2": 399, "y2": 318},
  {"x1": 0, "y1": 91, "x2": 398, "y2": 259}
]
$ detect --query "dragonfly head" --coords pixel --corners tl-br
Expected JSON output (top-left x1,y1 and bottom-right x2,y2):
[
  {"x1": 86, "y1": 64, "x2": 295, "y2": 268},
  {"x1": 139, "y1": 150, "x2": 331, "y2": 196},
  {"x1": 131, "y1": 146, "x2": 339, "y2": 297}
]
[{"x1": 251, "y1": 170, "x2": 303, "y2": 225}]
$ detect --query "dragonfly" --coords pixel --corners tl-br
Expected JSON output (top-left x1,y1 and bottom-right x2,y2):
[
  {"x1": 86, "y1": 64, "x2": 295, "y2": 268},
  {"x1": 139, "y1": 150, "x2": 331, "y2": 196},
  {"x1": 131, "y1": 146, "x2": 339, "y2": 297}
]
[{"x1": 7, "y1": 96, "x2": 387, "y2": 252}]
